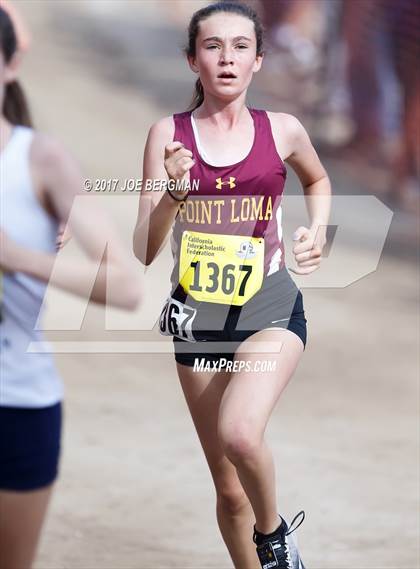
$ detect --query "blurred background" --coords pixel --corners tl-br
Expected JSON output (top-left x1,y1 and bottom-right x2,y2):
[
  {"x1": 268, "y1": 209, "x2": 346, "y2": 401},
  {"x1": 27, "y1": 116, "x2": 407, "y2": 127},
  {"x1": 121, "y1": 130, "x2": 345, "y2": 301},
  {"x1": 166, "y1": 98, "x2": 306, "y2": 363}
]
[{"x1": 10, "y1": 1, "x2": 419, "y2": 567}]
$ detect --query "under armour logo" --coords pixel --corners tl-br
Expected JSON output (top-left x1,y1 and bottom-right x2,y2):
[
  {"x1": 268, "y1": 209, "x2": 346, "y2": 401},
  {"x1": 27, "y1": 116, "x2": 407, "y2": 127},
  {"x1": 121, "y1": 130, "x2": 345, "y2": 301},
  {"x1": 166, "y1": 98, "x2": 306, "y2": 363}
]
[{"x1": 216, "y1": 176, "x2": 236, "y2": 190}]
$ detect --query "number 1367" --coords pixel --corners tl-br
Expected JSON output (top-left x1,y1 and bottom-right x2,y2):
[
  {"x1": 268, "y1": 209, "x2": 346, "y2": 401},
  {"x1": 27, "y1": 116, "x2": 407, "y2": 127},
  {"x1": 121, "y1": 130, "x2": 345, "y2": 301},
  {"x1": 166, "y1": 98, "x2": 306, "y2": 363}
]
[{"x1": 189, "y1": 262, "x2": 252, "y2": 296}]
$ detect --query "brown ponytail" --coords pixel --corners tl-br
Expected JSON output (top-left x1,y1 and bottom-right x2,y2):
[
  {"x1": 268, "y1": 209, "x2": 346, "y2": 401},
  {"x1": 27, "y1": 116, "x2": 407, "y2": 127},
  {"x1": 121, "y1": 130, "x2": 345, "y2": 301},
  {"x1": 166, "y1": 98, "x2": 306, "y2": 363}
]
[
  {"x1": 189, "y1": 78, "x2": 205, "y2": 112},
  {"x1": 0, "y1": 7, "x2": 33, "y2": 127},
  {"x1": 3, "y1": 79, "x2": 32, "y2": 127}
]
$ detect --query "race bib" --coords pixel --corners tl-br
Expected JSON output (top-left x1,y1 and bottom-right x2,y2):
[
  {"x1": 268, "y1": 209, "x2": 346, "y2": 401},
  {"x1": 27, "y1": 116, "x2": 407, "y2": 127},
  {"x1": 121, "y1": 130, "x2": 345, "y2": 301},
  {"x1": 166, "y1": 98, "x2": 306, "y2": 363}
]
[
  {"x1": 179, "y1": 230, "x2": 264, "y2": 305},
  {"x1": 159, "y1": 296, "x2": 197, "y2": 342}
]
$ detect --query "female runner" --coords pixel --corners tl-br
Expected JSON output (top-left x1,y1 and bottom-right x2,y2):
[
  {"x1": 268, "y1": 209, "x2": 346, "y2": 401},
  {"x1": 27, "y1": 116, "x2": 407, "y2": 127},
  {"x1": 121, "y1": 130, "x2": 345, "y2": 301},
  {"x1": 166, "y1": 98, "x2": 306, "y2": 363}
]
[
  {"x1": 133, "y1": 3, "x2": 330, "y2": 568},
  {"x1": 0, "y1": 7, "x2": 141, "y2": 569}
]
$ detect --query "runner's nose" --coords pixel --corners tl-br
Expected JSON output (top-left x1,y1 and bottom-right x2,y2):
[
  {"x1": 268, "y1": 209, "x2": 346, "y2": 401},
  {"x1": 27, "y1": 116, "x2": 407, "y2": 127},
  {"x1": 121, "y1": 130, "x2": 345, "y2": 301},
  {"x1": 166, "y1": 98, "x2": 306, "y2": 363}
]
[{"x1": 220, "y1": 48, "x2": 234, "y2": 65}]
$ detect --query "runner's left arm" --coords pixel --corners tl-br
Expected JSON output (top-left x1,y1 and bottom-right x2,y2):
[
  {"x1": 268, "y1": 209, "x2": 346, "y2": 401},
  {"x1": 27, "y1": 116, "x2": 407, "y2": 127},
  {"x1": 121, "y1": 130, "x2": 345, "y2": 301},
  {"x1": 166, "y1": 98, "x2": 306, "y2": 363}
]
[{"x1": 278, "y1": 113, "x2": 331, "y2": 274}]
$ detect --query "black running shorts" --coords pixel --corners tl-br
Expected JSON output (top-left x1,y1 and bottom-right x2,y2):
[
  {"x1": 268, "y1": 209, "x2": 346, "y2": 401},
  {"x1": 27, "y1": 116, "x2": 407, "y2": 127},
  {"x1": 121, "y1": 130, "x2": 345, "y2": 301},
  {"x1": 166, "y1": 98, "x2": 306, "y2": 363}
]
[{"x1": 161, "y1": 267, "x2": 307, "y2": 368}]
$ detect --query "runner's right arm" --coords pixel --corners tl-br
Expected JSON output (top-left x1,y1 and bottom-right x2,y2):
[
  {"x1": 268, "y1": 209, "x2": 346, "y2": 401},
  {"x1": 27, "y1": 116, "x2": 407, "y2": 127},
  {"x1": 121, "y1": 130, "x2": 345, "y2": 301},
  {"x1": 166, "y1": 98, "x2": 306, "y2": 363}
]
[{"x1": 133, "y1": 117, "x2": 195, "y2": 266}]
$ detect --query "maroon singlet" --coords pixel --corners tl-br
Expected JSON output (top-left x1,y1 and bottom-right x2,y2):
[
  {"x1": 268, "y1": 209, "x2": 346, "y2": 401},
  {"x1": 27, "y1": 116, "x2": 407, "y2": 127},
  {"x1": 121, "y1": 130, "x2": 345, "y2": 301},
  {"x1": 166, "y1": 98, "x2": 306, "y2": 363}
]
[{"x1": 170, "y1": 108, "x2": 287, "y2": 301}]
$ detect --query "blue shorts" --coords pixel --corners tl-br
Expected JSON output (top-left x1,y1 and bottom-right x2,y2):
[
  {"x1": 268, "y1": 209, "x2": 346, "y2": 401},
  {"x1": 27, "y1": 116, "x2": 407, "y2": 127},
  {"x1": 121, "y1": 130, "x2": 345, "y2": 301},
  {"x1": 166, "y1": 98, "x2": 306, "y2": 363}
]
[{"x1": 0, "y1": 402, "x2": 62, "y2": 491}]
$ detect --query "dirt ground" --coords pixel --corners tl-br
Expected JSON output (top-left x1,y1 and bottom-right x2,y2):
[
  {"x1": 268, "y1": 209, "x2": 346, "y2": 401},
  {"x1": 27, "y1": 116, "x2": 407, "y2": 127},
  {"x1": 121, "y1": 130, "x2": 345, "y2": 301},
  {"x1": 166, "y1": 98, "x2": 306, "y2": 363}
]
[{"x1": 13, "y1": 2, "x2": 419, "y2": 568}]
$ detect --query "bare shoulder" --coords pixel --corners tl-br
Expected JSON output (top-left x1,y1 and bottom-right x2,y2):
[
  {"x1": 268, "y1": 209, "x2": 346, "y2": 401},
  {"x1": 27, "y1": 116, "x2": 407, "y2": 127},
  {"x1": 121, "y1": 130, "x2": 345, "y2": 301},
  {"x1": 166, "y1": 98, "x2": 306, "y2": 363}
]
[
  {"x1": 27, "y1": 133, "x2": 83, "y2": 219},
  {"x1": 30, "y1": 132, "x2": 87, "y2": 196},
  {"x1": 148, "y1": 115, "x2": 175, "y2": 143},
  {"x1": 266, "y1": 111, "x2": 312, "y2": 160},
  {"x1": 30, "y1": 132, "x2": 83, "y2": 203},
  {"x1": 30, "y1": 132, "x2": 71, "y2": 170},
  {"x1": 266, "y1": 111, "x2": 307, "y2": 139}
]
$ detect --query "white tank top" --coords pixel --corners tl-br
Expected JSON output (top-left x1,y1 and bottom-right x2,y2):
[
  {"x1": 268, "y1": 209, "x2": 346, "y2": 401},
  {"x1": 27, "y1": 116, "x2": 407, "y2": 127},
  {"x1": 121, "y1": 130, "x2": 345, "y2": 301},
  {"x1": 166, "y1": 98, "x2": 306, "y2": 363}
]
[{"x1": 0, "y1": 126, "x2": 63, "y2": 408}]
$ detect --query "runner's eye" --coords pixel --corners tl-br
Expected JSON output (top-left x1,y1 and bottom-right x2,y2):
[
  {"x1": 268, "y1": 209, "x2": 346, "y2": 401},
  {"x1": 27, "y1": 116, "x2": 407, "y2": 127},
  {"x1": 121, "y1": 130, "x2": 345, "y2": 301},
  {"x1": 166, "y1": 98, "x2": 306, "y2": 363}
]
[
  {"x1": 235, "y1": 44, "x2": 248, "y2": 49},
  {"x1": 206, "y1": 45, "x2": 220, "y2": 50}
]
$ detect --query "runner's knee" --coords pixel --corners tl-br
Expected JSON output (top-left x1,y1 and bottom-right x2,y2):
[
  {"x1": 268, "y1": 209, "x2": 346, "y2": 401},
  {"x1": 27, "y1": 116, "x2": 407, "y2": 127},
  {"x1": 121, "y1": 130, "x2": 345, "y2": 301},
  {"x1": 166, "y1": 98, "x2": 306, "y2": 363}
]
[
  {"x1": 218, "y1": 424, "x2": 261, "y2": 464},
  {"x1": 216, "y1": 483, "x2": 250, "y2": 516}
]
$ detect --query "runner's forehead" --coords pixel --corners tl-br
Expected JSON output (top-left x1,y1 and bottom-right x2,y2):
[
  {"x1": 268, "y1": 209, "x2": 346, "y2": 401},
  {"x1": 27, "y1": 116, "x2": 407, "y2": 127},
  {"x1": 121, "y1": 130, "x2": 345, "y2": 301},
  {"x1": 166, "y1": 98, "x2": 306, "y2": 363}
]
[{"x1": 197, "y1": 13, "x2": 256, "y2": 44}]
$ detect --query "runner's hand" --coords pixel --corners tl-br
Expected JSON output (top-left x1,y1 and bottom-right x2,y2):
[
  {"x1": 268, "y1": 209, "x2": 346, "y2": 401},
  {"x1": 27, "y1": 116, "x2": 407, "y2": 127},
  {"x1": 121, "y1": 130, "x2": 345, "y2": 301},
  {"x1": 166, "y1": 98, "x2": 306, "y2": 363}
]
[
  {"x1": 56, "y1": 223, "x2": 72, "y2": 251},
  {"x1": 289, "y1": 225, "x2": 327, "y2": 275},
  {"x1": 164, "y1": 141, "x2": 195, "y2": 198}
]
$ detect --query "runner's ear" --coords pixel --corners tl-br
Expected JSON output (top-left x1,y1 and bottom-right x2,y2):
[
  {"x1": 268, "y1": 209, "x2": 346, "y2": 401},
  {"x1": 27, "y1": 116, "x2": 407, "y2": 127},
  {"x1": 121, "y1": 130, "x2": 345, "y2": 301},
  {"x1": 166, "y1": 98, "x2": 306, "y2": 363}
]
[
  {"x1": 253, "y1": 53, "x2": 263, "y2": 73},
  {"x1": 187, "y1": 54, "x2": 199, "y2": 74}
]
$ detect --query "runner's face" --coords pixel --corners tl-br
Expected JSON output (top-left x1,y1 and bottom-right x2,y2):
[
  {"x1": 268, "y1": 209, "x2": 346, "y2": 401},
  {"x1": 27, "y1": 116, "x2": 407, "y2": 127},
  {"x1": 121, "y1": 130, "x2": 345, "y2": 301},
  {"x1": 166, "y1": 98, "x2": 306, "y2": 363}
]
[{"x1": 189, "y1": 13, "x2": 263, "y2": 101}]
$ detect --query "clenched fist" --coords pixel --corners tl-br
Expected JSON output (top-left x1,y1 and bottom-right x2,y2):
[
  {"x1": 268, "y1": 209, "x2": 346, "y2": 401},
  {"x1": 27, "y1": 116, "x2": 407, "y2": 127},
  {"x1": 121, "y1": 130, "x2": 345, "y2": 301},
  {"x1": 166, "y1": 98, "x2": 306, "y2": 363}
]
[
  {"x1": 289, "y1": 224, "x2": 327, "y2": 275},
  {"x1": 164, "y1": 141, "x2": 195, "y2": 199}
]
